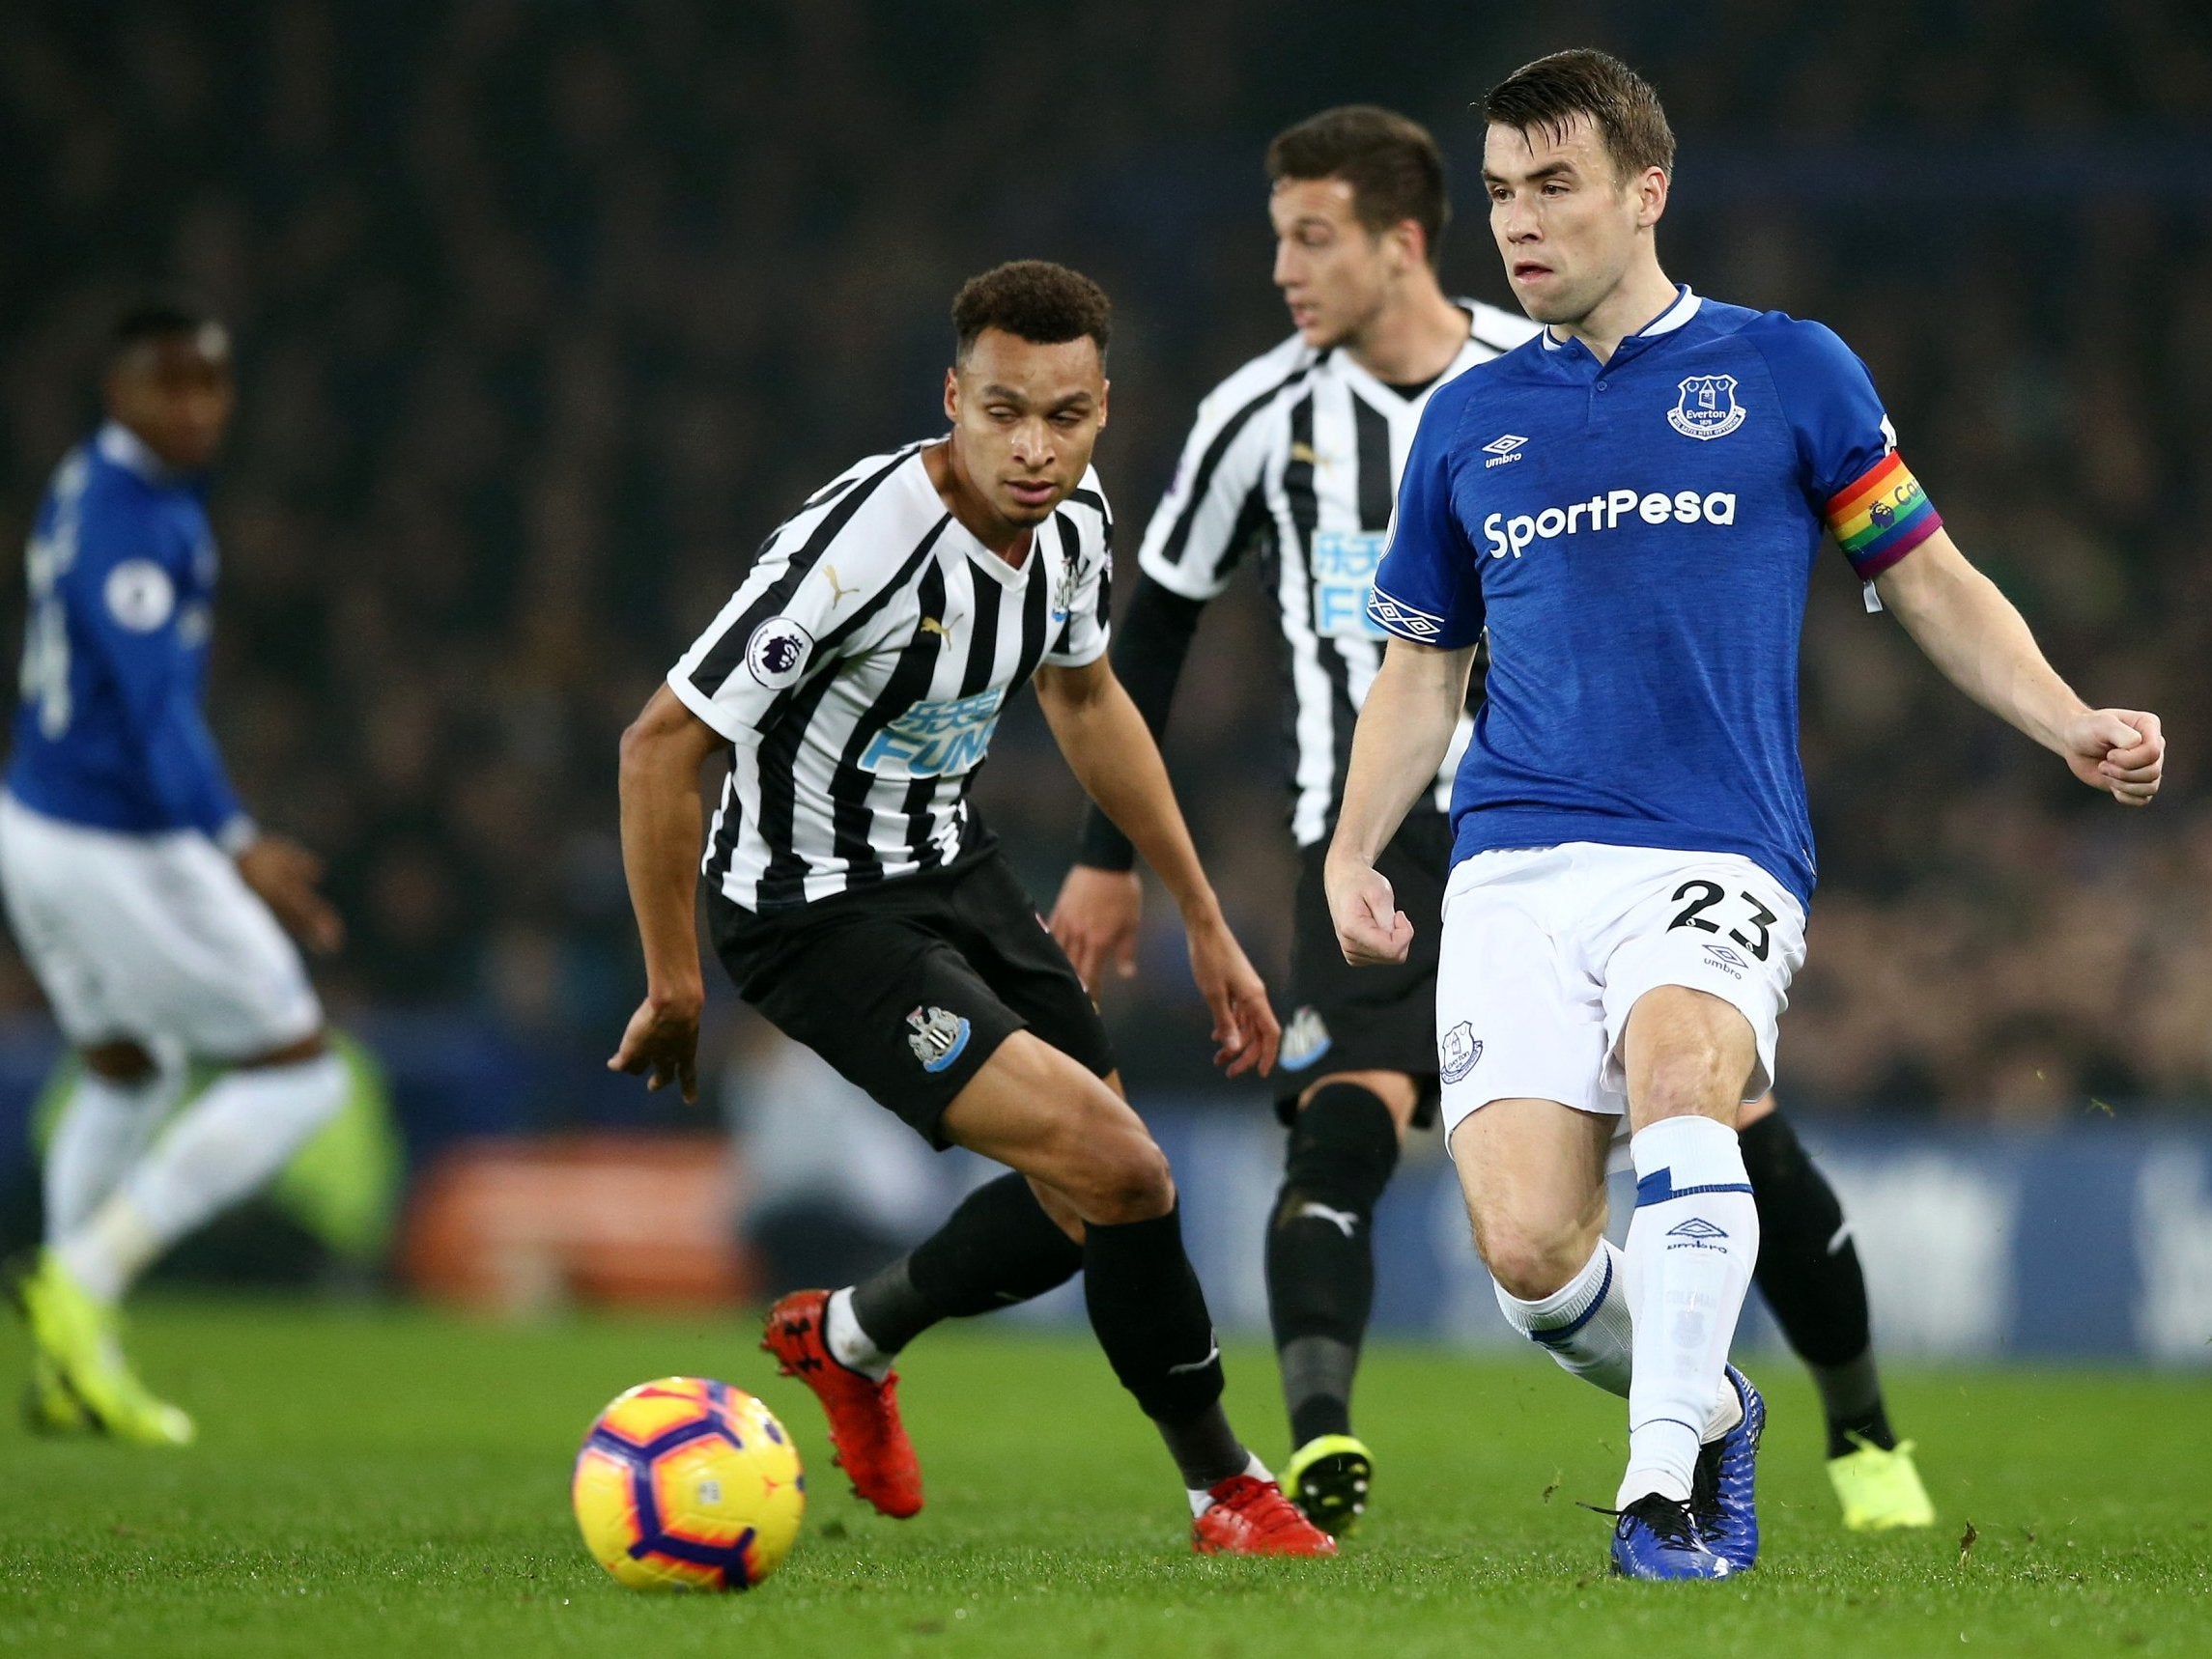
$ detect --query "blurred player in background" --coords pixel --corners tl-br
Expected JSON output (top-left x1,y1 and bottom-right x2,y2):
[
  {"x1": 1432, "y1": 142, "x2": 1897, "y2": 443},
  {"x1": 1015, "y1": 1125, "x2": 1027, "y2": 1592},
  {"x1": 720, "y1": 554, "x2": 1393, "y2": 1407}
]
[
  {"x1": 1330, "y1": 51, "x2": 2162, "y2": 1578},
  {"x1": 1053, "y1": 104, "x2": 1930, "y2": 1536},
  {"x1": 1, "y1": 303, "x2": 347, "y2": 1445},
  {"x1": 610, "y1": 262, "x2": 1333, "y2": 1557}
]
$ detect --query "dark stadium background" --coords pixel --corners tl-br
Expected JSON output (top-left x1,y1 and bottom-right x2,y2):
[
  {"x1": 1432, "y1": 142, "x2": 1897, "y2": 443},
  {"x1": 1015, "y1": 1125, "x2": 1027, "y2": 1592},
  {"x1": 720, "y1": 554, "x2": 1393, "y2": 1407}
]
[{"x1": 0, "y1": 0, "x2": 2206, "y2": 1176}]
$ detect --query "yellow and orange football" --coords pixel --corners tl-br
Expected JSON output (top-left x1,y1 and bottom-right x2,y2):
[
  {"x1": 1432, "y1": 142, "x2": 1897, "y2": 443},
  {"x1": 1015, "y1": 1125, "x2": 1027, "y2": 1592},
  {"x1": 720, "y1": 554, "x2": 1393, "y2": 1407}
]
[{"x1": 572, "y1": 1376, "x2": 805, "y2": 1590}]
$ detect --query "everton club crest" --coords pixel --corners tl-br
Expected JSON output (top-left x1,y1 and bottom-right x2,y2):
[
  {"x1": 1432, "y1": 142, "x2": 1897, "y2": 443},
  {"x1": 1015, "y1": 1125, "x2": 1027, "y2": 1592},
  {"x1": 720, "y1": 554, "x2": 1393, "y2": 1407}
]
[{"x1": 1667, "y1": 374, "x2": 1745, "y2": 441}]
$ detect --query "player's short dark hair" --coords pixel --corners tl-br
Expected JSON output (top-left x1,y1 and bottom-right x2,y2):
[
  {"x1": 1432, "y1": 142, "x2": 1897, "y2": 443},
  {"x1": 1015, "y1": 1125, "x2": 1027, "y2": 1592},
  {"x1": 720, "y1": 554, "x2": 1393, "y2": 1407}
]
[
  {"x1": 1266, "y1": 106, "x2": 1449, "y2": 266},
  {"x1": 1482, "y1": 49, "x2": 1675, "y2": 183},
  {"x1": 951, "y1": 261, "x2": 1112, "y2": 364},
  {"x1": 107, "y1": 302, "x2": 226, "y2": 376},
  {"x1": 111, "y1": 296, "x2": 224, "y2": 362}
]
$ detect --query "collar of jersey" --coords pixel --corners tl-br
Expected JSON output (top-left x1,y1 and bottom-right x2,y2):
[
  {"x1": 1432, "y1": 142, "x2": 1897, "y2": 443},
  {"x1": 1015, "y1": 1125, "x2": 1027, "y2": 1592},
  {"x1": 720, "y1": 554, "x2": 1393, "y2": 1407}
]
[
  {"x1": 95, "y1": 420, "x2": 184, "y2": 486},
  {"x1": 906, "y1": 450, "x2": 1046, "y2": 589},
  {"x1": 1537, "y1": 284, "x2": 1701, "y2": 372}
]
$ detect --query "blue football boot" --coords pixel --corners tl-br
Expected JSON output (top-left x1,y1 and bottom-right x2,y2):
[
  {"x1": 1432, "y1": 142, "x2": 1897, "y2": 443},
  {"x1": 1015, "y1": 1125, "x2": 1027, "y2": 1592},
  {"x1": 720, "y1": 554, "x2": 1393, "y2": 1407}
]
[
  {"x1": 1690, "y1": 1364, "x2": 1765, "y2": 1571},
  {"x1": 1609, "y1": 1492, "x2": 1734, "y2": 1580}
]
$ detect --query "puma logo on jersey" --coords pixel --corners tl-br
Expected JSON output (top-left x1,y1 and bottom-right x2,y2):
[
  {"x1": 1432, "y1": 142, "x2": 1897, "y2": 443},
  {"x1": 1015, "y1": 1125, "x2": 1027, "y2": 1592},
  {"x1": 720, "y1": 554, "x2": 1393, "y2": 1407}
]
[
  {"x1": 821, "y1": 565, "x2": 859, "y2": 605},
  {"x1": 1295, "y1": 1201, "x2": 1360, "y2": 1238},
  {"x1": 919, "y1": 616, "x2": 950, "y2": 639},
  {"x1": 1289, "y1": 441, "x2": 1319, "y2": 466}
]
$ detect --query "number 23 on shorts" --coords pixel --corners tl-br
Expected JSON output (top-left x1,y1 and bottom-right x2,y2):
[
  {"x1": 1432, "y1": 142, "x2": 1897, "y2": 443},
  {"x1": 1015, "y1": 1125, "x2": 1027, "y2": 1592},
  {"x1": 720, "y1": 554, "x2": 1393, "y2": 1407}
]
[{"x1": 1666, "y1": 880, "x2": 1778, "y2": 962}]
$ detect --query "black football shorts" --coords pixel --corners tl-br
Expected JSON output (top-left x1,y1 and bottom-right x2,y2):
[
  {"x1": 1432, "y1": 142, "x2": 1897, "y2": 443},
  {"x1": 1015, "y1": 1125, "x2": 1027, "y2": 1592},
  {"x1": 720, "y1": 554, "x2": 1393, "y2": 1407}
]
[
  {"x1": 709, "y1": 848, "x2": 1115, "y2": 1147},
  {"x1": 1275, "y1": 810, "x2": 1452, "y2": 1127}
]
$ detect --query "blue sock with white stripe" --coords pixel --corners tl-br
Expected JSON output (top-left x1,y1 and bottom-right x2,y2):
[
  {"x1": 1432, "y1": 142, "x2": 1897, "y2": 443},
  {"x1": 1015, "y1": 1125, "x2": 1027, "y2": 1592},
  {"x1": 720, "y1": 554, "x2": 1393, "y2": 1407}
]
[{"x1": 1619, "y1": 1115, "x2": 1759, "y2": 1508}]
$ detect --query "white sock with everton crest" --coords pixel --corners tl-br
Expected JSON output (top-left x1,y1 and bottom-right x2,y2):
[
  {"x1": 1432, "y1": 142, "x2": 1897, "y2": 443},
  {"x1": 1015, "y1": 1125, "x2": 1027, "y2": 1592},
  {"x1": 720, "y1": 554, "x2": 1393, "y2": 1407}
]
[{"x1": 1618, "y1": 1114, "x2": 1758, "y2": 1508}]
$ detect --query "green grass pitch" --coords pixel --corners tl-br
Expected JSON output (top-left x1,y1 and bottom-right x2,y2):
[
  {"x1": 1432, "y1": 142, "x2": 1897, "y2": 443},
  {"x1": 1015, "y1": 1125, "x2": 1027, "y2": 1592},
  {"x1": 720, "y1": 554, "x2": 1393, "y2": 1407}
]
[{"x1": 1, "y1": 1300, "x2": 2206, "y2": 1657}]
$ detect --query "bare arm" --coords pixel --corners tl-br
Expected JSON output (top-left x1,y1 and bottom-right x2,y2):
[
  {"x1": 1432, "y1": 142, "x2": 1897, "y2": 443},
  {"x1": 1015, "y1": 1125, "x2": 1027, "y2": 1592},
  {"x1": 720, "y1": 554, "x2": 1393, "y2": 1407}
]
[
  {"x1": 607, "y1": 683, "x2": 726, "y2": 1101},
  {"x1": 1874, "y1": 529, "x2": 2164, "y2": 805},
  {"x1": 1051, "y1": 576, "x2": 1208, "y2": 988},
  {"x1": 1324, "y1": 637, "x2": 1478, "y2": 965},
  {"x1": 1034, "y1": 656, "x2": 1278, "y2": 1076}
]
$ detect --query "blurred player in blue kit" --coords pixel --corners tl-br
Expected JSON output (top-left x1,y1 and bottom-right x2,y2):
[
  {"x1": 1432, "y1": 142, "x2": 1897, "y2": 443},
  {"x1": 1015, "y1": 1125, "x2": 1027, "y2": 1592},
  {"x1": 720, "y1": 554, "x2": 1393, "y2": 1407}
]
[
  {"x1": 1328, "y1": 52, "x2": 2164, "y2": 1579},
  {"x1": 1, "y1": 304, "x2": 347, "y2": 1445}
]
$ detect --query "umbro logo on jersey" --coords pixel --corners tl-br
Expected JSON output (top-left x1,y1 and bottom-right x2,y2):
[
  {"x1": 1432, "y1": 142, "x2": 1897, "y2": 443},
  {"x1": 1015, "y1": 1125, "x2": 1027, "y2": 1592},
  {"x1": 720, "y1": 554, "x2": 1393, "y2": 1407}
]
[
  {"x1": 1482, "y1": 433, "x2": 1527, "y2": 468},
  {"x1": 1667, "y1": 1217, "x2": 1729, "y2": 1241}
]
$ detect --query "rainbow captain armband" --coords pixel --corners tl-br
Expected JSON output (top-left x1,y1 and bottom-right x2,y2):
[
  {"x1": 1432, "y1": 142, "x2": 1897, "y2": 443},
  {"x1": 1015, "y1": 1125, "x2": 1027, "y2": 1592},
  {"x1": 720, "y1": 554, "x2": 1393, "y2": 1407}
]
[{"x1": 1826, "y1": 451, "x2": 1941, "y2": 579}]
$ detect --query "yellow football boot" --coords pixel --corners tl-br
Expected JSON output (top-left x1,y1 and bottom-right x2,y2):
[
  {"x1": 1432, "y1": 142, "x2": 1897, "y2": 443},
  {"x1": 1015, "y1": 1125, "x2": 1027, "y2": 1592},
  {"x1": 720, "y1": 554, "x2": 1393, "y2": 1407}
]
[
  {"x1": 1280, "y1": 1433, "x2": 1374, "y2": 1537},
  {"x1": 12, "y1": 1251, "x2": 194, "y2": 1447},
  {"x1": 1829, "y1": 1437, "x2": 1934, "y2": 1530},
  {"x1": 22, "y1": 1349, "x2": 92, "y2": 1435}
]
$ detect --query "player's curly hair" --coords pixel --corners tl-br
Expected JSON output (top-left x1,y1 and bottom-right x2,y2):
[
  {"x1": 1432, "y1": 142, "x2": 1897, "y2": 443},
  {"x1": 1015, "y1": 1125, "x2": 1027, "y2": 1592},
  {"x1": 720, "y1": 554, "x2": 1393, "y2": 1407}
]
[
  {"x1": 951, "y1": 261, "x2": 1112, "y2": 363},
  {"x1": 1483, "y1": 48, "x2": 1675, "y2": 183},
  {"x1": 1266, "y1": 106, "x2": 1449, "y2": 267}
]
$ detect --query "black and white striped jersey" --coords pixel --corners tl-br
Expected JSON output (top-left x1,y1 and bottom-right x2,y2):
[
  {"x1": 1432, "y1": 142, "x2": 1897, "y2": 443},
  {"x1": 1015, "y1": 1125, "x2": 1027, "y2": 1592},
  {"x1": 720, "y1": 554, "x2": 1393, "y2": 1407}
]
[
  {"x1": 1137, "y1": 300, "x2": 1541, "y2": 847},
  {"x1": 669, "y1": 441, "x2": 1112, "y2": 911}
]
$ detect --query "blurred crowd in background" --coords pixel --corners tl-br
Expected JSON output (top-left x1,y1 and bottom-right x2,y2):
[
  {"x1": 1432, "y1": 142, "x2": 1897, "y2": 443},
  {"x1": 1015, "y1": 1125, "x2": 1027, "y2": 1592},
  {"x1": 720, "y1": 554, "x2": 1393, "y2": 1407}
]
[{"x1": 1, "y1": 0, "x2": 2208, "y2": 1121}]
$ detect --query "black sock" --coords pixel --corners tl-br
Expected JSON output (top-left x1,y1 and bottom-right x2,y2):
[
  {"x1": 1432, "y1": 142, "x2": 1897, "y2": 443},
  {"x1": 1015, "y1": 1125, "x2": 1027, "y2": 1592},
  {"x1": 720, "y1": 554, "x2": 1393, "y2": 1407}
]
[
  {"x1": 1264, "y1": 1083, "x2": 1400, "y2": 1447},
  {"x1": 1083, "y1": 1202, "x2": 1244, "y2": 1489},
  {"x1": 848, "y1": 1172, "x2": 1083, "y2": 1356},
  {"x1": 1741, "y1": 1110, "x2": 1897, "y2": 1457}
]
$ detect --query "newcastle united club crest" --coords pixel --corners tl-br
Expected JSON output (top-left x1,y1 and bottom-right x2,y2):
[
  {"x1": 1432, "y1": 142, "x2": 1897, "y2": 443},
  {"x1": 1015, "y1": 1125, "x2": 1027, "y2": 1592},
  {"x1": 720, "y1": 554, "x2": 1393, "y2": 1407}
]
[
  {"x1": 906, "y1": 1004, "x2": 971, "y2": 1074},
  {"x1": 1667, "y1": 374, "x2": 1745, "y2": 440}
]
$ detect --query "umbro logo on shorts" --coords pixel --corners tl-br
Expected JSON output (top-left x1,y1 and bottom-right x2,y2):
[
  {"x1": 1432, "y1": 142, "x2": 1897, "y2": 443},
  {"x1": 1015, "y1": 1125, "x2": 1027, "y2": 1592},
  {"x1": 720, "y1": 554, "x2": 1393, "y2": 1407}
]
[{"x1": 1703, "y1": 942, "x2": 1748, "y2": 978}]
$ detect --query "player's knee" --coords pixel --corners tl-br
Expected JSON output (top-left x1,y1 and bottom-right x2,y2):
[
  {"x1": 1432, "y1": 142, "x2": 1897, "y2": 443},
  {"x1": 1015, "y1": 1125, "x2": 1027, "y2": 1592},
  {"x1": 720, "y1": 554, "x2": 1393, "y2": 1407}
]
[
  {"x1": 1633, "y1": 1040, "x2": 1747, "y2": 1124},
  {"x1": 1276, "y1": 1081, "x2": 1400, "y2": 1226},
  {"x1": 1063, "y1": 1113, "x2": 1174, "y2": 1225},
  {"x1": 1480, "y1": 1221, "x2": 1594, "y2": 1303}
]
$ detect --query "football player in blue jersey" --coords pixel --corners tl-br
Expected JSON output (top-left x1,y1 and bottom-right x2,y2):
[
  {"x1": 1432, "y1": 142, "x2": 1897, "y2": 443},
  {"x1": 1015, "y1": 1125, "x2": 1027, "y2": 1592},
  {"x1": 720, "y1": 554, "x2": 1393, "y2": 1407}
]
[
  {"x1": 1053, "y1": 103, "x2": 1937, "y2": 1538},
  {"x1": 1328, "y1": 50, "x2": 2163, "y2": 1580},
  {"x1": 1, "y1": 303, "x2": 347, "y2": 1445}
]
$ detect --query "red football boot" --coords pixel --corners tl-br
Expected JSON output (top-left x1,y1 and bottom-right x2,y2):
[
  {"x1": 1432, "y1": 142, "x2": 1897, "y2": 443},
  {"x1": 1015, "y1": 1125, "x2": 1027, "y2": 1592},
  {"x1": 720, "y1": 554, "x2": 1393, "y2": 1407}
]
[
  {"x1": 1191, "y1": 1473, "x2": 1339, "y2": 1557},
  {"x1": 760, "y1": 1289, "x2": 923, "y2": 1519}
]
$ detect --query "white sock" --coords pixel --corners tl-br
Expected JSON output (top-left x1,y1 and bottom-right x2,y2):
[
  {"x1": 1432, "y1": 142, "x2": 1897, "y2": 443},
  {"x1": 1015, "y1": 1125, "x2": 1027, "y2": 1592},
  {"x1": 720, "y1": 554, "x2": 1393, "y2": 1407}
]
[
  {"x1": 824, "y1": 1286, "x2": 893, "y2": 1382},
  {"x1": 1618, "y1": 1116, "x2": 1760, "y2": 1507},
  {"x1": 1493, "y1": 1238, "x2": 1744, "y2": 1436},
  {"x1": 43, "y1": 1063, "x2": 184, "y2": 1242},
  {"x1": 1494, "y1": 1239, "x2": 1633, "y2": 1397},
  {"x1": 55, "y1": 1053, "x2": 345, "y2": 1303},
  {"x1": 1187, "y1": 1451, "x2": 1271, "y2": 1515}
]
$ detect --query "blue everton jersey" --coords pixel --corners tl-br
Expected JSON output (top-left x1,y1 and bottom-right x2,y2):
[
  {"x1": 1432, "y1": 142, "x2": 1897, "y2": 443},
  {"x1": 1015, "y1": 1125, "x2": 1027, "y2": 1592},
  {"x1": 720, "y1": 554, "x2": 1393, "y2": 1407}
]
[
  {"x1": 1369, "y1": 287, "x2": 1941, "y2": 906},
  {"x1": 5, "y1": 423, "x2": 246, "y2": 841}
]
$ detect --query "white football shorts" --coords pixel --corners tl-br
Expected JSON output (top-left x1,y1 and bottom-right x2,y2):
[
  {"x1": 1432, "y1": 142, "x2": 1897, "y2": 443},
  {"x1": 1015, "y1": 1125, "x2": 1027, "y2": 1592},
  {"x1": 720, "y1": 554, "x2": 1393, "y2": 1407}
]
[
  {"x1": 0, "y1": 792, "x2": 322, "y2": 1058},
  {"x1": 1434, "y1": 840, "x2": 1806, "y2": 1139}
]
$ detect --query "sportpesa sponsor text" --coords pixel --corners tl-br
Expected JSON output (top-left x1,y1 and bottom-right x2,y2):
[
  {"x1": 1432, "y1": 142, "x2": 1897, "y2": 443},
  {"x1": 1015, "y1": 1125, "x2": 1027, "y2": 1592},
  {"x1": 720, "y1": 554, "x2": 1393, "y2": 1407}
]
[{"x1": 1479, "y1": 490, "x2": 1739, "y2": 558}]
